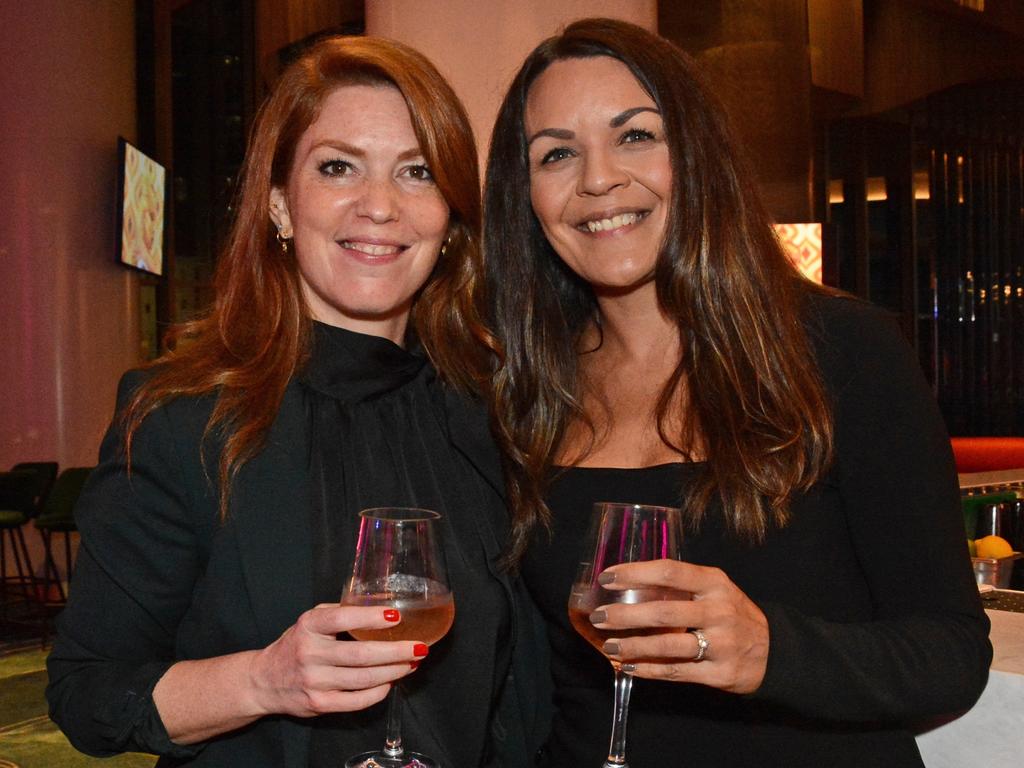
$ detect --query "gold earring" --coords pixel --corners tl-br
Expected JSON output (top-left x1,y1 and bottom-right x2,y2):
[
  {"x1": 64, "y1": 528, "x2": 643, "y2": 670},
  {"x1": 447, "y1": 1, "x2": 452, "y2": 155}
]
[
  {"x1": 276, "y1": 230, "x2": 290, "y2": 253},
  {"x1": 440, "y1": 234, "x2": 453, "y2": 257}
]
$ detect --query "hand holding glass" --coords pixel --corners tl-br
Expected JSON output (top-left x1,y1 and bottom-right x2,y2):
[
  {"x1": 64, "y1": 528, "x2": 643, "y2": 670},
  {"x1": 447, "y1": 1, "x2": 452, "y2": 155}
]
[
  {"x1": 568, "y1": 502, "x2": 687, "y2": 768},
  {"x1": 341, "y1": 507, "x2": 454, "y2": 768}
]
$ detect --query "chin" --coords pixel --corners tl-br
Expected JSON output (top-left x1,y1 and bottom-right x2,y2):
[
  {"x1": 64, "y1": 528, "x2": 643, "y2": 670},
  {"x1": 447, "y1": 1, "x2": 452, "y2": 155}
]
[
  {"x1": 588, "y1": 273, "x2": 655, "y2": 295},
  {"x1": 344, "y1": 295, "x2": 416, "y2": 319}
]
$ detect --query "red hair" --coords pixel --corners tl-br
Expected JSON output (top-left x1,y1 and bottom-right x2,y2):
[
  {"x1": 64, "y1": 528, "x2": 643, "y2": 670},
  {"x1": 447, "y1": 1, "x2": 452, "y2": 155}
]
[{"x1": 123, "y1": 36, "x2": 491, "y2": 517}]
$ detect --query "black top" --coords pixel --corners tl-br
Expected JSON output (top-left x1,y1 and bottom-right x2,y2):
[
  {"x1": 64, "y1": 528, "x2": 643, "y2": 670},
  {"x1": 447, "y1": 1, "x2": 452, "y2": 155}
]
[
  {"x1": 46, "y1": 323, "x2": 533, "y2": 768},
  {"x1": 521, "y1": 295, "x2": 991, "y2": 768},
  {"x1": 301, "y1": 323, "x2": 510, "y2": 765}
]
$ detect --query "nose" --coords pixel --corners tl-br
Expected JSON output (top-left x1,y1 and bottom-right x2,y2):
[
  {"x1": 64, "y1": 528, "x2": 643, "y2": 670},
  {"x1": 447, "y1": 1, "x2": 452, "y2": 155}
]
[
  {"x1": 577, "y1": 148, "x2": 629, "y2": 196},
  {"x1": 356, "y1": 177, "x2": 400, "y2": 223}
]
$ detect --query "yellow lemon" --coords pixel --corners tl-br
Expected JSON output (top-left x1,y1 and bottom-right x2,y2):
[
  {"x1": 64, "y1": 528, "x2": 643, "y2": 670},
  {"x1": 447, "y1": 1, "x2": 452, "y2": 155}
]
[{"x1": 975, "y1": 535, "x2": 1014, "y2": 559}]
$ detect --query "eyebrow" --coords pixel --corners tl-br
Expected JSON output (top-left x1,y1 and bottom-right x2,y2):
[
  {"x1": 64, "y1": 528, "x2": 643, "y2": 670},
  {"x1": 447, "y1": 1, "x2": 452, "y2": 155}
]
[
  {"x1": 527, "y1": 106, "x2": 661, "y2": 146},
  {"x1": 610, "y1": 106, "x2": 660, "y2": 127},
  {"x1": 308, "y1": 140, "x2": 425, "y2": 162}
]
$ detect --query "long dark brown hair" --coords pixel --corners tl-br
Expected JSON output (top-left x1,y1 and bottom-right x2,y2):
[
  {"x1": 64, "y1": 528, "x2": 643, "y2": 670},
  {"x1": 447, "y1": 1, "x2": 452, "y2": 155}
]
[
  {"x1": 123, "y1": 36, "x2": 491, "y2": 517},
  {"x1": 483, "y1": 18, "x2": 834, "y2": 565}
]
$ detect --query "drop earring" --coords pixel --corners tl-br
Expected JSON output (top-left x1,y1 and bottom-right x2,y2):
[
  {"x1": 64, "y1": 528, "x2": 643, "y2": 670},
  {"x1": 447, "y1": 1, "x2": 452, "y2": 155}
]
[{"x1": 276, "y1": 230, "x2": 291, "y2": 253}]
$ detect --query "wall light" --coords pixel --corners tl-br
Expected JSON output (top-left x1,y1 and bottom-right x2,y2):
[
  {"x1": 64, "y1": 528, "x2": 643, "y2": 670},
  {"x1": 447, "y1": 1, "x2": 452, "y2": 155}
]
[
  {"x1": 914, "y1": 171, "x2": 930, "y2": 200},
  {"x1": 828, "y1": 179, "x2": 844, "y2": 204},
  {"x1": 866, "y1": 177, "x2": 887, "y2": 202}
]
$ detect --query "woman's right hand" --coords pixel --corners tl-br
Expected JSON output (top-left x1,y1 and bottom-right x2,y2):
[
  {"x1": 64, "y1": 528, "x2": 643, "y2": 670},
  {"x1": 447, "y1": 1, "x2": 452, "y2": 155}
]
[{"x1": 248, "y1": 604, "x2": 425, "y2": 717}]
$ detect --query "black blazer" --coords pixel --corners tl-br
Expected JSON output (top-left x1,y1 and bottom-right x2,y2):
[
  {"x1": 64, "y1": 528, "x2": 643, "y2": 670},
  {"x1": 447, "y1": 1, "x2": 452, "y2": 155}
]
[{"x1": 47, "y1": 371, "x2": 549, "y2": 767}]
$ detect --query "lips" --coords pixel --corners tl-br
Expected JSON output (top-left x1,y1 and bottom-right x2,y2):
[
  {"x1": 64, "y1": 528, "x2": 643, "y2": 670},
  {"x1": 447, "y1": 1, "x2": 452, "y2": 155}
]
[
  {"x1": 338, "y1": 240, "x2": 406, "y2": 257},
  {"x1": 577, "y1": 210, "x2": 649, "y2": 233}
]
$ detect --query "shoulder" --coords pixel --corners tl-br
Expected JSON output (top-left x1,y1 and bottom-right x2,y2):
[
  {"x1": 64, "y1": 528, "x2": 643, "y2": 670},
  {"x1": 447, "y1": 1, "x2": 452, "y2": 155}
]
[
  {"x1": 120, "y1": 366, "x2": 308, "y2": 452},
  {"x1": 114, "y1": 367, "x2": 218, "y2": 450},
  {"x1": 802, "y1": 291, "x2": 903, "y2": 351},
  {"x1": 115, "y1": 366, "x2": 217, "y2": 416},
  {"x1": 75, "y1": 370, "x2": 222, "y2": 551},
  {"x1": 798, "y1": 292, "x2": 950, "y2": 460},
  {"x1": 800, "y1": 292, "x2": 916, "y2": 391}
]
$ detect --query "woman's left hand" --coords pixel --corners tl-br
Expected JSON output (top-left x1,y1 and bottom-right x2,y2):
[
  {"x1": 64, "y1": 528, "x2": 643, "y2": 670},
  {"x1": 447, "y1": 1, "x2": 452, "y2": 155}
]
[{"x1": 592, "y1": 559, "x2": 769, "y2": 694}]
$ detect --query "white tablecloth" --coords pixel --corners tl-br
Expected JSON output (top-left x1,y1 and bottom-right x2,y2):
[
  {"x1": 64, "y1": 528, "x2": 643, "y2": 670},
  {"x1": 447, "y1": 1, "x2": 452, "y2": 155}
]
[{"x1": 915, "y1": 607, "x2": 1024, "y2": 765}]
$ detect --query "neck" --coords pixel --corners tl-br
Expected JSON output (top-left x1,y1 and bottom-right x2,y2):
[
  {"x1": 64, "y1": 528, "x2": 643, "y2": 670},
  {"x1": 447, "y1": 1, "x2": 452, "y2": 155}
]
[
  {"x1": 562, "y1": 282, "x2": 694, "y2": 468},
  {"x1": 586, "y1": 282, "x2": 681, "y2": 368},
  {"x1": 308, "y1": 306, "x2": 411, "y2": 347}
]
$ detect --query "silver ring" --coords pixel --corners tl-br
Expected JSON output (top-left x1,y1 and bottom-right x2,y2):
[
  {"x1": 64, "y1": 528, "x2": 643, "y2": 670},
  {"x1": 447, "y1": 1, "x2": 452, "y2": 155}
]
[{"x1": 690, "y1": 628, "x2": 709, "y2": 662}]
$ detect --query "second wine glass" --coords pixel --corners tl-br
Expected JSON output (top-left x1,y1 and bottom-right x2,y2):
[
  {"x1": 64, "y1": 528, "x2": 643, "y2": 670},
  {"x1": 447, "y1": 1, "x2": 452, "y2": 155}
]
[
  {"x1": 341, "y1": 507, "x2": 454, "y2": 768},
  {"x1": 568, "y1": 502, "x2": 687, "y2": 768}
]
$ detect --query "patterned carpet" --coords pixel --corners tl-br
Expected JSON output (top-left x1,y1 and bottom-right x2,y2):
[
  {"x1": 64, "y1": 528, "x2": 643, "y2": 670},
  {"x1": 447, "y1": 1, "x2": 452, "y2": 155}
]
[{"x1": 0, "y1": 640, "x2": 156, "y2": 768}]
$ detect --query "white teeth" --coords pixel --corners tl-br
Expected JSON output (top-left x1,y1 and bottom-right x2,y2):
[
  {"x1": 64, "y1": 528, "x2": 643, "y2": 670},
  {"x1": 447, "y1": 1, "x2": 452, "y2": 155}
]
[
  {"x1": 585, "y1": 212, "x2": 641, "y2": 232},
  {"x1": 341, "y1": 241, "x2": 401, "y2": 256}
]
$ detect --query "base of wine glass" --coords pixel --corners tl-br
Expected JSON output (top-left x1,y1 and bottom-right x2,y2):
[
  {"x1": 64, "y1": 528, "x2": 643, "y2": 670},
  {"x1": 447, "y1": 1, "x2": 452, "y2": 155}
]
[{"x1": 344, "y1": 750, "x2": 439, "y2": 768}]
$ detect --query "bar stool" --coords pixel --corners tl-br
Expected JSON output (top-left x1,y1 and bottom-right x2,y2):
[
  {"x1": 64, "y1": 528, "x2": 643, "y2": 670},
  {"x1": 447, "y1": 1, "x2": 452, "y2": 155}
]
[
  {"x1": 34, "y1": 467, "x2": 92, "y2": 605},
  {"x1": 11, "y1": 461, "x2": 58, "y2": 516},
  {"x1": 0, "y1": 469, "x2": 40, "y2": 622}
]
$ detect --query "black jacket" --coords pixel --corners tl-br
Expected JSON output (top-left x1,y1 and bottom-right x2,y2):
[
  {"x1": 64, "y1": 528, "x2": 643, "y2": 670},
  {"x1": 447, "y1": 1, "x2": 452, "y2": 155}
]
[{"x1": 46, "y1": 369, "x2": 549, "y2": 767}]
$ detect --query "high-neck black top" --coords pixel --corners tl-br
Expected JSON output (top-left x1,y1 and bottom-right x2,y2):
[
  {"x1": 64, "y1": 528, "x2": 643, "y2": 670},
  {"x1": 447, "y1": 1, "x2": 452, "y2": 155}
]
[
  {"x1": 46, "y1": 320, "x2": 538, "y2": 768},
  {"x1": 301, "y1": 322, "x2": 511, "y2": 767}
]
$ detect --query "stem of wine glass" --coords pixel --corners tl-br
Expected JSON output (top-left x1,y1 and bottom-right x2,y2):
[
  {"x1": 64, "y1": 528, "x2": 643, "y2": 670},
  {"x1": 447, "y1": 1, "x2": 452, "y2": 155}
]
[
  {"x1": 382, "y1": 684, "x2": 404, "y2": 758},
  {"x1": 605, "y1": 667, "x2": 634, "y2": 767}
]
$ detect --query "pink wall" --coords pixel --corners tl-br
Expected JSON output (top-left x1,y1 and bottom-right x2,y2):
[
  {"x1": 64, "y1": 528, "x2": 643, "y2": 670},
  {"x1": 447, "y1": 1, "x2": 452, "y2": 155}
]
[
  {"x1": 0, "y1": 1, "x2": 140, "y2": 473},
  {"x1": 366, "y1": 0, "x2": 657, "y2": 167}
]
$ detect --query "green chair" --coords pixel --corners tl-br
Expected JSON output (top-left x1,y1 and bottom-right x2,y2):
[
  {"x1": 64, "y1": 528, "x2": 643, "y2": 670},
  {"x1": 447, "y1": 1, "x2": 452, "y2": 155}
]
[
  {"x1": 0, "y1": 469, "x2": 40, "y2": 620},
  {"x1": 34, "y1": 467, "x2": 93, "y2": 605}
]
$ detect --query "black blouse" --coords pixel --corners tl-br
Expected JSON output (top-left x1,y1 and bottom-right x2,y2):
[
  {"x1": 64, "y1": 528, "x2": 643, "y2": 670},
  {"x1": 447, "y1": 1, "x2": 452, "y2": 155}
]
[
  {"x1": 45, "y1": 321, "x2": 523, "y2": 768},
  {"x1": 301, "y1": 323, "x2": 511, "y2": 766}
]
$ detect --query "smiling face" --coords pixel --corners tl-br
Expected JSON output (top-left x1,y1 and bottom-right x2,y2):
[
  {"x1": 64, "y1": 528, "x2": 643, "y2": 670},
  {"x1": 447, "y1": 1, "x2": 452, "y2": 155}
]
[
  {"x1": 525, "y1": 56, "x2": 671, "y2": 296},
  {"x1": 269, "y1": 83, "x2": 449, "y2": 342}
]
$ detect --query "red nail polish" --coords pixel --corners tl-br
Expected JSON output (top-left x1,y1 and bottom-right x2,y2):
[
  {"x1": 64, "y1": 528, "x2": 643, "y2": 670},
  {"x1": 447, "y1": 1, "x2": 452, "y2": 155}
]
[
  {"x1": 384, "y1": 609, "x2": 400, "y2": 622},
  {"x1": 413, "y1": 643, "x2": 429, "y2": 657},
  {"x1": 410, "y1": 660, "x2": 421, "y2": 670}
]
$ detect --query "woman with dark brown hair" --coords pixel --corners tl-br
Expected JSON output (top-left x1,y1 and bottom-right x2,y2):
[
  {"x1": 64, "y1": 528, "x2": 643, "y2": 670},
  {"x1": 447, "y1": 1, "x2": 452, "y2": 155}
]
[
  {"x1": 46, "y1": 35, "x2": 544, "y2": 768},
  {"x1": 483, "y1": 18, "x2": 990, "y2": 767}
]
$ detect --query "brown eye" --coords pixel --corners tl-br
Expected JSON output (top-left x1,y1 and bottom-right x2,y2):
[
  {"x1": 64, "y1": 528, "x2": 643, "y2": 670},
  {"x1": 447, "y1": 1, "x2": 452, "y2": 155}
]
[
  {"x1": 404, "y1": 164, "x2": 434, "y2": 182},
  {"x1": 621, "y1": 128, "x2": 655, "y2": 144},
  {"x1": 318, "y1": 159, "x2": 353, "y2": 177},
  {"x1": 541, "y1": 147, "x2": 574, "y2": 165}
]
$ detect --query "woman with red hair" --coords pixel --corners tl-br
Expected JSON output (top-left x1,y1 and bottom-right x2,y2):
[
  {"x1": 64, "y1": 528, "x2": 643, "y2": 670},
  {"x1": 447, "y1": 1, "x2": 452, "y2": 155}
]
[{"x1": 46, "y1": 35, "x2": 543, "y2": 767}]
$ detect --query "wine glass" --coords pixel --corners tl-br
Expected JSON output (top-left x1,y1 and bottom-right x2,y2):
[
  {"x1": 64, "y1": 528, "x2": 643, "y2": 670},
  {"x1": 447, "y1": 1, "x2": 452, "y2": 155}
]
[
  {"x1": 341, "y1": 507, "x2": 455, "y2": 768},
  {"x1": 568, "y1": 502, "x2": 686, "y2": 768}
]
